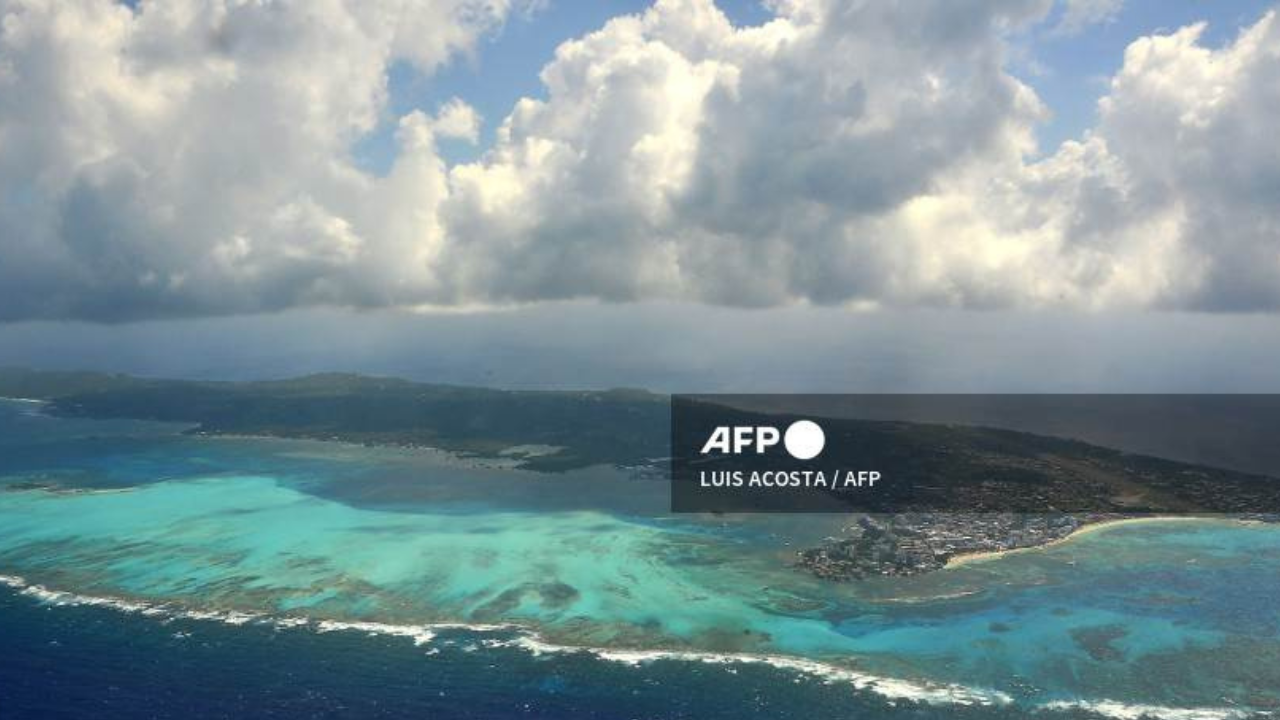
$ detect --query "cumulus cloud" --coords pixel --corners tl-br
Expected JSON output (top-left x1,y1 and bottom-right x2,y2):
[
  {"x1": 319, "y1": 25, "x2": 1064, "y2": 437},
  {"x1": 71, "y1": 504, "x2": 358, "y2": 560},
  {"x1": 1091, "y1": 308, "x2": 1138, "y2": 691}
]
[
  {"x1": 1093, "y1": 15, "x2": 1280, "y2": 309},
  {"x1": 437, "y1": 0, "x2": 1057, "y2": 306},
  {"x1": 0, "y1": 0, "x2": 515, "y2": 320},
  {"x1": 0, "y1": 0, "x2": 1278, "y2": 320}
]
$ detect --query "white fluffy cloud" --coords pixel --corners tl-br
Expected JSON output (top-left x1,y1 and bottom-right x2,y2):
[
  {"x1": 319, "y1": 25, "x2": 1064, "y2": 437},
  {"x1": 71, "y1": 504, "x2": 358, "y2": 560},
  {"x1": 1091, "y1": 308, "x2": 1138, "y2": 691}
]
[
  {"x1": 438, "y1": 0, "x2": 1057, "y2": 306},
  {"x1": 0, "y1": 0, "x2": 513, "y2": 319},
  {"x1": 1, "y1": 0, "x2": 1278, "y2": 320},
  {"x1": 1094, "y1": 15, "x2": 1280, "y2": 310}
]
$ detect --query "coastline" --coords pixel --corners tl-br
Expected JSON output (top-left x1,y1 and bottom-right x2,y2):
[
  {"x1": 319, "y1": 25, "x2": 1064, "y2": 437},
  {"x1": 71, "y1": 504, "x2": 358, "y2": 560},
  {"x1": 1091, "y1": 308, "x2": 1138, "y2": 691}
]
[
  {"x1": 943, "y1": 516, "x2": 1235, "y2": 569},
  {"x1": 190, "y1": 430, "x2": 541, "y2": 472},
  {"x1": 0, "y1": 398, "x2": 540, "y2": 473}
]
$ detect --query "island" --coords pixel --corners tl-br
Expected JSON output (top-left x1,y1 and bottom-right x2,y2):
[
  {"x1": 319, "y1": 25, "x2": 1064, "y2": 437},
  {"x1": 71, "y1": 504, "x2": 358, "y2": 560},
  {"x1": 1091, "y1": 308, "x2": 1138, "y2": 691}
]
[
  {"x1": 0, "y1": 368, "x2": 668, "y2": 473},
  {"x1": 3, "y1": 367, "x2": 1277, "y2": 581}
]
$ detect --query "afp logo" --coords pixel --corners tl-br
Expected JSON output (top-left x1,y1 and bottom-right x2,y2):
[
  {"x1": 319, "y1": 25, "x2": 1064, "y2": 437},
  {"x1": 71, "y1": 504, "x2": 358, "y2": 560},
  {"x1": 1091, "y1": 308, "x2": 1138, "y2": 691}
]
[{"x1": 699, "y1": 420, "x2": 825, "y2": 460}]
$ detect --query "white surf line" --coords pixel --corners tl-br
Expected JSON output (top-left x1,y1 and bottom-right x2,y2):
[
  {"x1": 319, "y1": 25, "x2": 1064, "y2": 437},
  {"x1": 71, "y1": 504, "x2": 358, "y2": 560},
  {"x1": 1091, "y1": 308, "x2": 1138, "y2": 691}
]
[
  {"x1": 3, "y1": 573, "x2": 1265, "y2": 718},
  {"x1": 1039, "y1": 699, "x2": 1267, "y2": 720},
  {"x1": 1, "y1": 573, "x2": 1007, "y2": 706},
  {"x1": 500, "y1": 634, "x2": 1013, "y2": 707}
]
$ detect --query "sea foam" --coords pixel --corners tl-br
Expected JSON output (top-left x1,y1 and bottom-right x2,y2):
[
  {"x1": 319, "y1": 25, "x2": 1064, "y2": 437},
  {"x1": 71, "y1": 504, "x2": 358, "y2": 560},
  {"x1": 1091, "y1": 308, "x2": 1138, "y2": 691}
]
[
  {"x1": 0, "y1": 573, "x2": 1005, "y2": 706},
  {"x1": 496, "y1": 634, "x2": 1012, "y2": 707},
  {"x1": 1038, "y1": 699, "x2": 1259, "y2": 720},
  {"x1": 0, "y1": 573, "x2": 1263, "y2": 719}
]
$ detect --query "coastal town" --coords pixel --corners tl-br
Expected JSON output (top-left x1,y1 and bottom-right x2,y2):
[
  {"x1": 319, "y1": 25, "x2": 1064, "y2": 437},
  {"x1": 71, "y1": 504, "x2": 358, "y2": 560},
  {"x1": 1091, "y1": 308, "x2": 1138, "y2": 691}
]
[{"x1": 796, "y1": 513, "x2": 1105, "y2": 580}]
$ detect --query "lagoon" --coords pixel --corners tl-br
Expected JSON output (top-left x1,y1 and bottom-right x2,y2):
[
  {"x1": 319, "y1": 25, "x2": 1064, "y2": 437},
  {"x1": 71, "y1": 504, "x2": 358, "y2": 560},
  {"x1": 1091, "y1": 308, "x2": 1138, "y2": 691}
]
[{"x1": 2, "y1": 399, "x2": 1278, "y2": 718}]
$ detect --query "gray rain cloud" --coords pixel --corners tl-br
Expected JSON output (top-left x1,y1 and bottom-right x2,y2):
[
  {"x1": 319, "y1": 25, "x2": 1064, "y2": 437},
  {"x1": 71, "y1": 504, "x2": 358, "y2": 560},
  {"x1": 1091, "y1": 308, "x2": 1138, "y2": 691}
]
[{"x1": 2, "y1": 0, "x2": 1279, "y2": 321}]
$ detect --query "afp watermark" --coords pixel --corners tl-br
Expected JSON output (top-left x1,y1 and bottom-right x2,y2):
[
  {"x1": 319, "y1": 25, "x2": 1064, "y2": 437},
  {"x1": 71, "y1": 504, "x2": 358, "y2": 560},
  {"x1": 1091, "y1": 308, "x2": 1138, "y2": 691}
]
[
  {"x1": 672, "y1": 397, "x2": 886, "y2": 512},
  {"x1": 699, "y1": 419, "x2": 826, "y2": 460},
  {"x1": 670, "y1": 394, "x2": 1280, "y2": 514}
]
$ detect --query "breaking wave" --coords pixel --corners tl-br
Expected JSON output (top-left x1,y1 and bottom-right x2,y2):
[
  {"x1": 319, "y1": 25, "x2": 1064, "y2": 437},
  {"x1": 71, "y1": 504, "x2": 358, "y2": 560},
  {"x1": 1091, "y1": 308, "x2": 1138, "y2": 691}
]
[{"x1": 0, "y1": 573, "x2": 1265, "y2": 719}]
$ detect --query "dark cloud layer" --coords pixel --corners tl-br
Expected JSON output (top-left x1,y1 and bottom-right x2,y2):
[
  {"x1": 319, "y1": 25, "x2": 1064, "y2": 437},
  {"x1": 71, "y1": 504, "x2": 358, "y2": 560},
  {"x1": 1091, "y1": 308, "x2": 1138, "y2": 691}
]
[{"x1": 3, "y1": 304, "x2": 1280, "y2": 393}]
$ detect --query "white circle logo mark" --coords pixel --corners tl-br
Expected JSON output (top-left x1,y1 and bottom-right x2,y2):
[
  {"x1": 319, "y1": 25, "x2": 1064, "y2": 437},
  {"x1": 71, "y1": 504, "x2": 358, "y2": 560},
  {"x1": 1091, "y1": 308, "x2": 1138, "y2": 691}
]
[{"x1": 783, "y1": 420, "x2": 825, "y2": 460}]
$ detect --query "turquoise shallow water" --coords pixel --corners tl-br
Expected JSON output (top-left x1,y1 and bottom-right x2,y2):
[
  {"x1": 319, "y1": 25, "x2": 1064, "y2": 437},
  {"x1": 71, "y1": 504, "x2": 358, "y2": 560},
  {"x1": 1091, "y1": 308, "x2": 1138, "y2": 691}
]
[{"x1": 2, "y1": 399, "x2": 1279, "y2": 717}]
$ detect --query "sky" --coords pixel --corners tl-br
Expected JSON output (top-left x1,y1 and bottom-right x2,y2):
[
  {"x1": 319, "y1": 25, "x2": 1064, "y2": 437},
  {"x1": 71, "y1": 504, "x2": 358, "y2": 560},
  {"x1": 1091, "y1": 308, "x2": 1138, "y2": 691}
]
[
  {"x1": 7, "y1": 304, "x2": 1280, "y2": 393},
  {"x1": 2, "y1": 0, "x2": 1280, "y2": 388},
  {"x1": 356, "y1": 0, "x2": 1277, "y2": 170}
]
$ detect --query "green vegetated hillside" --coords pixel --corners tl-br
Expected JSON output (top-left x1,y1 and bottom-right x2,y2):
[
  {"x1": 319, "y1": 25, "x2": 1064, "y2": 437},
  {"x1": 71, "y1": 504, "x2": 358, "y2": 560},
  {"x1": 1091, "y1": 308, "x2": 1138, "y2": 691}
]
[
  {"x1": 670, "y1": 399, "x2": 1280, "y2": 513},
  {"x1": 0, "y1": 368, "x2": 668, "y2": 472},
  {"x1": 3, "y1": 368, "x2": 1277, "y2": 513}
]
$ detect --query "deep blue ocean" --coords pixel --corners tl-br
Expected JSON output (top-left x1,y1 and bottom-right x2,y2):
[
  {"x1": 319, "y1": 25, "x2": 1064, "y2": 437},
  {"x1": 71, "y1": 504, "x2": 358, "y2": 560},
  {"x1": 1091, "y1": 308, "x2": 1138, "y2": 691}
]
[
  {"x1": 2, "y1": 586, "x2": 1054, "y2": 720},
  {"x1": 2, "y1": 399, "x2": 1279, "y2": 719}
]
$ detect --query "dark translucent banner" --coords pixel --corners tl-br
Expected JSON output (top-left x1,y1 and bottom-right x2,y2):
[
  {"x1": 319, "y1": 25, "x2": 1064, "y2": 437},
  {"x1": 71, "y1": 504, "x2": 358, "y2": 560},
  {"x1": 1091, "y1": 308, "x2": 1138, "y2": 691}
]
[{"x1": 670, "y1": 395, "x2": 1280, "y2": 513}]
